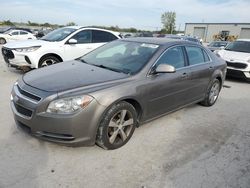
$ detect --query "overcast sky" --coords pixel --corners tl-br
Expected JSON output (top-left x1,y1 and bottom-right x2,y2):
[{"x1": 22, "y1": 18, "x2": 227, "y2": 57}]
[{"x1": 0, "y1": 0, "x2": 249, "y2": 30}]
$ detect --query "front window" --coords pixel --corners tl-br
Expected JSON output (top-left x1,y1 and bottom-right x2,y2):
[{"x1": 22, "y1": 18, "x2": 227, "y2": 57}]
[
  {"x1": 80, "y1": 40, "x2": 159, "y2": 75},
  {"x1": 225, "y1": 41, "x2": 250, "y2": 53},
  {"x1": 41, "y1": 27, "x2": 76, "y2": 42},
  {"x1": 71, "y1": 30, "x2": 91, "y2": 44},
  {"x1": 155, "y1": 46, "x2": 185, "y2": 69}
]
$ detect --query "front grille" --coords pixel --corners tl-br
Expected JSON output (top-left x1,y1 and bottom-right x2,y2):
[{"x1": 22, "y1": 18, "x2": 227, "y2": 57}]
[
  {"x1": 14, "y1": 103, "x2": 33, "y2": 117},
  {"x1": 226, "y1": 61, "x2": 248, "y2": 69},
  {"x1": 17, "y1": 85, "x2": 41, "y2": 102},
  {"x1": 1, "y1": 47, "x2": 14, "y2": 59},
  {"x1": 226, "y1": 69, "x2": 246, "y2": 79}
]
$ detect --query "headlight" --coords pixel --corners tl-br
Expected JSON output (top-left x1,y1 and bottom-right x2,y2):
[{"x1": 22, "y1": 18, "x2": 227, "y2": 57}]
[
  {"x1": 46, "y1": 95, "x2": 93, "y2": 114},
  {"x1": 15, "y1": 46, "x2": 41, "y2": 53}
]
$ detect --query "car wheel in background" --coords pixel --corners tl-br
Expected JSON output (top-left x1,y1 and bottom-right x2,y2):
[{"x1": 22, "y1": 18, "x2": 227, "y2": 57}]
[
  {"x1": 200, "y1": 79, "x2": 221, "y2": 106},
  {"x1": 39, "y1": 56, "x2": 60, "y2": 68},
  {"x1": 96, "y1": 101, "x2": 137, "y2": 150},
  {"x1": 0, "y1": 38, "x2": 6, "y2": 44}
]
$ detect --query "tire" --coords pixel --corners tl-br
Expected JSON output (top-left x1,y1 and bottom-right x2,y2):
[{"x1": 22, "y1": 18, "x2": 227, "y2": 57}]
[
  {"x1": 39, "y1": 55, "x2": 60, "y2": 68},
  {"x1": 96, "y1": 101, "x2": 137, "y2": 150},
  {"x1": 200, "y1": 79, "x2": 221, "y2": 107},
  {"x1": 0, "y1": 38, "x2": 6, "y2": 44}
]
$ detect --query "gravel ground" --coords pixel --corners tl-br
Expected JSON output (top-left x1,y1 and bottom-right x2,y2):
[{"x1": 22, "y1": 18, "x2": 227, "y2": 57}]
[{"x1": 0, "y1": 49, "x2": 249, "y2": 188}]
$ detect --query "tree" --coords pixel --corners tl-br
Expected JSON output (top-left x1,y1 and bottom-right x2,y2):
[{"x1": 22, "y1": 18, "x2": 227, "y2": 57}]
[
  {"x1": 66, "y1": 22, "x2": 76, "y2": 26},
  {"x1": 161, "y1": 11, "x2": 176, "y2": 34},
  {"x1": 2, "y1": 20, "x2": 14, "y2": 26}
]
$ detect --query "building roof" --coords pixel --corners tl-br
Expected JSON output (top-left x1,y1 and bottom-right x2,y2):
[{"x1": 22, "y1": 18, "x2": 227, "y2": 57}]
[{"x1": 186, "y1": 23, "x2": 250, "y2": 25}]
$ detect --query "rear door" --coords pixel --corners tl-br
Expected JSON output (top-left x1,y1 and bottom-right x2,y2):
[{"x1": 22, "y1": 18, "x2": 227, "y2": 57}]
[
  {"x1": 90, "y1": 29, "x2": 119, "y2": 50},
  {"x1": 185, "y1": 46, "x2": 214, "y2": 100},
  {"x1": 143, "y1": 46, "x2": 194, "y2": 119},
  {"x1": 19, "y1": 31, "x2": 30, "y2": 40}
]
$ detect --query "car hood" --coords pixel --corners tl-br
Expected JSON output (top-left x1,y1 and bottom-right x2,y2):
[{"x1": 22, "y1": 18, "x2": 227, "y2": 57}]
[
  {"x1": 22, "y1": 60, "x2": 129, "y2": 92},
  {"x1": 3, "y1": 39, "x2": 50, "y2": 49},
  {"x1": 219, "y1": 49, "x2": 250, "y2": 62}
]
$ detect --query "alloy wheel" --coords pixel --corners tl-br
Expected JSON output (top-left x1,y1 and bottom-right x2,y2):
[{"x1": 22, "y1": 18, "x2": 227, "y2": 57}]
[
  {"x1": 41, "y1": 59, "x2": 58, "y2": 67},
  {"x1": 108, "y1": 110, "x2": 134, "y2": 145},
  {"x1": 209, "y1": 82, "x2": 220, "y2": 104}
]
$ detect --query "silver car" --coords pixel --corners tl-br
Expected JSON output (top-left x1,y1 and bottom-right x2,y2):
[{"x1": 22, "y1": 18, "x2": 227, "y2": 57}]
[{"x1": 11, "y1": 38, "x2": 226, "y2": 149}]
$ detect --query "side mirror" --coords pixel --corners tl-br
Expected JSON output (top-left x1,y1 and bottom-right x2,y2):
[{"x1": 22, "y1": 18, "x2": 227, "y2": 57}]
[
  {"x1": 9, "y1": 33, "x2": 12, "y2": 36},
  {"x1": 154, "y1": 64, "x2": 176, "y2": 74},
  {"x1": 68, "y1": 39, "x2": 77, "y2": 45}
]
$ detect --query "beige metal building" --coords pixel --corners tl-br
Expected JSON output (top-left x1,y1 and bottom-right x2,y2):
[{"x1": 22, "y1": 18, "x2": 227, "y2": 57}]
[{"x1": 185, "y1": 23, "x2": 250, "y2": 42}]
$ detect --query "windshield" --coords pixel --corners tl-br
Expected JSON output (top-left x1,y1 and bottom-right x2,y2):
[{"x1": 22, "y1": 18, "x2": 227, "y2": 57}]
[
  {"x1": 80, "y1": 40, "x2": 159, "y2": 75},
  {"x1": 209, "y1": 41, "x2": 228, "y2": 47},
  {"x1": 41, "y1": 27, "x2": 76, "y2": 42},
  {"x1": 225, "y1": 41, "x2": 250, "y2": 53}
]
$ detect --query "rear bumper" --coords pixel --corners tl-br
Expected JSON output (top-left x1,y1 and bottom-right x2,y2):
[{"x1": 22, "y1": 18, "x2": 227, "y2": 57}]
[{"x1": 11, "y1": 82, "x2": 106, "y2": 146}]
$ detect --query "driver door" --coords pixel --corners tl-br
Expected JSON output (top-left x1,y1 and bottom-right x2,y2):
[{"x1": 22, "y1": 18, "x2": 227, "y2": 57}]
[
  {"x1": 64, "y1": 30, "x2": 93, "y2": 60},
  {"x1": 143, "y1": 46, "x2": 193, "y2": 119}
]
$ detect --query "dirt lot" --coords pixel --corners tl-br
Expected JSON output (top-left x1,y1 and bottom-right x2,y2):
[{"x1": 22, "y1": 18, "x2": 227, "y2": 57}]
[{"x1": 0, "y1": 48, "x2": 250, "y2": 188}]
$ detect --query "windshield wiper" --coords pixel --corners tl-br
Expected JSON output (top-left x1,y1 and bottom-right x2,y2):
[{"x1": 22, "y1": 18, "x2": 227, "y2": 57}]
[
  {"x1": 80, "y1": 59, "x2": 90, "y2": 64},
  {"x1": 92, "y1": 64, "x2": 128, "y2": 74}
]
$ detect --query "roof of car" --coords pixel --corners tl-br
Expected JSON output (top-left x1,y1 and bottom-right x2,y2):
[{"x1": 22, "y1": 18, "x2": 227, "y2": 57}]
[
  {"x1": 64, "y1": 26, "x2": 121, "y2": 35},
  {"x1": 121, "y1": 37, "x2": 195, "y2": 45}
]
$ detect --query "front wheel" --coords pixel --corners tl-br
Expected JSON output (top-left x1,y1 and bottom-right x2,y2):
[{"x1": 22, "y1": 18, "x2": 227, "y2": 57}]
[
  {"x1": 39, "y1": 56, "x2": 60, "y2": 68},
  {"x1": 96, "y1": 101, "x2": 137, "y2": 150},
  {"x1": 0, "y1": 38, "x2": 6, "y2": 44},
  {"x1": 200, "y1": 79, "x2": 221, "y2": 106}
]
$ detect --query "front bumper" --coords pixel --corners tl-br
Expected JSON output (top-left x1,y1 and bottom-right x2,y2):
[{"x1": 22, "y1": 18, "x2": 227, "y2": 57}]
[
  {"x1": 226, "y1": 68, "x2": 250, "y2": 80},
  {"x1": 2, "y1": 47, "x2": 37, "y2": 68},
  {"x1": 11, "y1": 81, "x2": 105, "y2": 146}
]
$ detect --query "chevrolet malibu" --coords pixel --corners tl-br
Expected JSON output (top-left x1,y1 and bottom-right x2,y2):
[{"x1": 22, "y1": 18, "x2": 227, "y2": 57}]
[{"x1": 11, "y1": 38, "x2": 226, "y2": 149}]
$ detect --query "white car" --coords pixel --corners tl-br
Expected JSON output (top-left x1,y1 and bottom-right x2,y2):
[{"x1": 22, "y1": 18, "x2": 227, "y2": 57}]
[
  {"x1": 0, "y1": 30, "x2": 36, "y2": 44},
  {"x1": 216, "y1": 39, "x2": 250, "y2": 82},
  {"x1": 1, "y1": 26, "x2": 121, "y2": 69}
]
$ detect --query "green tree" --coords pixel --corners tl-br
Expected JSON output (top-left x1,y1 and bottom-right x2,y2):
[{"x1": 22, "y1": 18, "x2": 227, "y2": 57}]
[
  {"x1": 66, "y1": 22, "x2": 76, "y2": 26},
  {"x1": 2, "y1": 20, "x2": 14, "y2": 26},
  {"x1": 161, "y1": 11, "x2": 176, "y2": 34}
]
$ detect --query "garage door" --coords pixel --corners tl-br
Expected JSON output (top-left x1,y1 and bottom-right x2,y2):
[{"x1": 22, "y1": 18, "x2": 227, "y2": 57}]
[
  {"x1": 240, "y1": 28, "x2": 250, "y2": 39},
  {"x1": 193, "y1": 27, "x2": 205, "y2": 39}
]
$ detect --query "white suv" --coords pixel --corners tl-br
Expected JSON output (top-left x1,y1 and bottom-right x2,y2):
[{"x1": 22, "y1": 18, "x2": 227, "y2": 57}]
[
  {"x1": 2, "y1": 26, "x2": 121, "y2": 69},
  {"x1": 216, "y1": 39, "x2": 250, "y2": 82}
]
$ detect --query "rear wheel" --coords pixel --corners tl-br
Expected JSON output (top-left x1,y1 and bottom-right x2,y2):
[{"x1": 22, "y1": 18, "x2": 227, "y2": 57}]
[
  {"x1": 0, "y1": 38, "x2": 6, "y2": 44},
  {"x1": 200, "y1": 79, "x2": 221, "y2": 106},
  {"x1": 96, "y1": 101, "x2": 137, "y2": 150},
  {"x1": 39, "y1": 56, "x2": 60, "y2": 68}
]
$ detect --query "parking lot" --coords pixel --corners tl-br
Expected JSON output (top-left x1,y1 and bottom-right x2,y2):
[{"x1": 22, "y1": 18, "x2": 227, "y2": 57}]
[{"x1": 0, "y1": 47, "x2": 250, "y2": 188}]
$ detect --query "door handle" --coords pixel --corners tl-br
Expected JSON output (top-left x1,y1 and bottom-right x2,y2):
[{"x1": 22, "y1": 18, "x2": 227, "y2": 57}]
[
  {"x1": 181, "y1": 72, "x2": 188, "y2": 79},
  {"x1": 209, "y1": 66, "x2": 214, "y2": 70}
]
